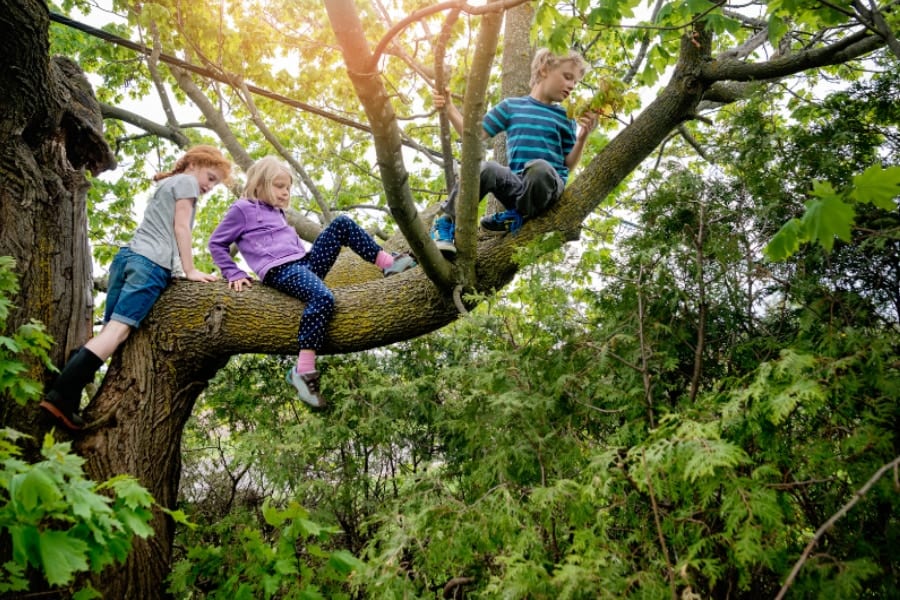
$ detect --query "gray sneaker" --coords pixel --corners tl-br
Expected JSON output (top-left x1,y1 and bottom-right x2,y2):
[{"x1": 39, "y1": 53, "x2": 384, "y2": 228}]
[
  {"x1": 383, "y1": 252, "x2": 417, "y2": 276},
  {"x1": 286, "y1": 368, "x2": 327, "y2": 408}
]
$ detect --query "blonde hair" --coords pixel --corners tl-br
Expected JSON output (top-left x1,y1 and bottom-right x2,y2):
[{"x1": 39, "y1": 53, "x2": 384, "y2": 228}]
[
  {"x1": 242, "y1": 156, "x2": 293, "y2": 206},
  {"x1": 530, "y1": 48, "x2": 588, "y2": 87},
  {"x1": 153, "y1": 144, "x2": 233, "y2": 183}
]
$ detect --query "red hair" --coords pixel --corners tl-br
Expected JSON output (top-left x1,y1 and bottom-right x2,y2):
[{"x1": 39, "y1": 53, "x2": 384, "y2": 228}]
[{"x1": 153, "y1": 145, "x2": 233, "y2": 183}]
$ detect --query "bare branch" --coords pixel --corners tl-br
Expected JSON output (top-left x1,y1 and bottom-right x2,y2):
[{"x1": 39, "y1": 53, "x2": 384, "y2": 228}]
[
  {"x1": 100, "y1": 103, "x2": 190, "y2": 147},
  {"x1": 434, "y1": 9, "x2": 461, "y2": 193},
  {"x1": 641, "y1": 451, "x2": 678, "y2": 600},
  {"x1": 169, "y1": 63, "x2": 253, "y2": 171},
  {"x1": 145, "y1": 20, "x2": 181, "y2": 130},
  {"x1": 367, "y1": 0, "x2": 532, "y2": 72},
  {"x1": 623, "y1": 0, "x2": 665, "y2": 85},
  {"x1": 775, "y1": 455, "x2": 900, "y2": 600}
]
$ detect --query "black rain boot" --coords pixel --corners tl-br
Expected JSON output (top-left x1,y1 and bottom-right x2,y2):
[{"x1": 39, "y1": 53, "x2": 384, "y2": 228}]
[{"x1": 40, "y1": 347, "x2": 104, "y2": 430}]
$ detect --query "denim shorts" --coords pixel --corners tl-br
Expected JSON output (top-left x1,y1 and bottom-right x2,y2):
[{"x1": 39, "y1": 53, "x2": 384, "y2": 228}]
[{"x1": 104, "y1": 247, "x2": 171, "y2": 327}]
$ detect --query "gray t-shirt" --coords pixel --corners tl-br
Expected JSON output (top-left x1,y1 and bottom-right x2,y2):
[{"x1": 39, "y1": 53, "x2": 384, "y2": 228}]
[{"x1": 129, "y1": 173, "x2": 198, "y2": 271}]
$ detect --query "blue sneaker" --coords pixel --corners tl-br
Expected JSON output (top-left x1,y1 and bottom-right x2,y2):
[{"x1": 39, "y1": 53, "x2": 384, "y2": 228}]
[
  {"x1": 383, "y1": 252, "x2": 417, "y2": 276},
  {"x1": 286, "y1": 368, "x2": 326, "y2": 408},
  {"x1": 430, "y1": 215, "x2": 457, "y2": 254},
  {"x1": 480, "y1": 209, "x2": 524, "y2": 234}
]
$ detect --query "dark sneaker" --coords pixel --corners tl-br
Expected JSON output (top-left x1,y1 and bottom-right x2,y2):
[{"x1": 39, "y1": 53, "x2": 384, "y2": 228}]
[
  {"x1": 286, "y1": 368, "x2": 327, "y2": 408},
  {"x1": 430, "y1": 215, "x2": 457, "y2": 254},
  {"x1": 383, "y1": 252, "x2": 417, "y2": 276},
  {"x1": 480, "y1": 209, "x2": 524, "y2": 234},
  {"x1": 39, "y1": 391, "x2": 85, "y2": 430}
]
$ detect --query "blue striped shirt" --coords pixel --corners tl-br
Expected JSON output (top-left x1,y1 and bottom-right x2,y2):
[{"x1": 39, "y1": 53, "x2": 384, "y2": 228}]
[{"x1": 483, "y1": 96, "x2": 577, "y2": 182}]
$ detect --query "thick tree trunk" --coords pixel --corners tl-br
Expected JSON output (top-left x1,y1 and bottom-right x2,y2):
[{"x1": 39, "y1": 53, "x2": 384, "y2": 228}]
[{"x1": 0, "y1": 2, "x2": 112, "y2": 440}]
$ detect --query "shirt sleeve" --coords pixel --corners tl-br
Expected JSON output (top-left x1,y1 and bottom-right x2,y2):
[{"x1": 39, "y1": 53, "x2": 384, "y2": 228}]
[
  {"x1": 482, "y1": 99, "x2": 510, "y2": 138},
  {"x1": 208, "y1": 203, "x2": 251, "y2": 282},
  {"x1": 170, "y1": 175, "x2": 200, "y2": 200}
]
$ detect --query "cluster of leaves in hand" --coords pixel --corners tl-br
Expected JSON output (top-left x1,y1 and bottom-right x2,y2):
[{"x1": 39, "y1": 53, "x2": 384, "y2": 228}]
[{"x1": 565, "y1": 77, "x2": 634, "y2": 126}]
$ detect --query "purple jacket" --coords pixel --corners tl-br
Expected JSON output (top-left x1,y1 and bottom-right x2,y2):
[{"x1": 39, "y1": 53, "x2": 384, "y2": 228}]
[{"x1": 209, "y1": 198, "x2": 307, "y2": 282}]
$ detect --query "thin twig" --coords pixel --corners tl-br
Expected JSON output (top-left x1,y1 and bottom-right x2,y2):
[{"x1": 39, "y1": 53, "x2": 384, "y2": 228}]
[
  {"x1": 775, "y1": 455, "x2": 900, "y2": 600},
  {"x1": 642, "y1": 450, "x2": 678, "y2": 600}
]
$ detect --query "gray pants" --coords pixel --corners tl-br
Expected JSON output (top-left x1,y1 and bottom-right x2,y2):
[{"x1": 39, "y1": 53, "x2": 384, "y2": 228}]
[{"x1": 442, "y1": 159, "x2": 564, "y2": 220}]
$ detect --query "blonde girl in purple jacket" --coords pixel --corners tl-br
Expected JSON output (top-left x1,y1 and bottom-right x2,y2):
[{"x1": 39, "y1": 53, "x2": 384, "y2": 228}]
[{"x1": 209, "y1": 157, "x2": 415, "y2": 409}]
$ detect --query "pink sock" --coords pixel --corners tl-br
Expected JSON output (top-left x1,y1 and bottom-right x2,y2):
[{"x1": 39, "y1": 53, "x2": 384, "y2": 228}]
[
  {"x1": 374, "y1": 250, "x2": 394, "y2": 270},
  {"x1": 295, "y1": 350, "x2": 316, "y2": 374}
]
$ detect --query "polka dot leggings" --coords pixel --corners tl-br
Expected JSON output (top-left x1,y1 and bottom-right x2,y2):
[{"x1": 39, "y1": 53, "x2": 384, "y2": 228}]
[{"x1": 264, "y1": 215, "x2": 382, "y2": 351}]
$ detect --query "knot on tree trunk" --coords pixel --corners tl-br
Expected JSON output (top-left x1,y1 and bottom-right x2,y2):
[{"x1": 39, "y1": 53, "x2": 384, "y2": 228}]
[{"x1": 51, "y1": 56, "x2": 116, "y2": 175}]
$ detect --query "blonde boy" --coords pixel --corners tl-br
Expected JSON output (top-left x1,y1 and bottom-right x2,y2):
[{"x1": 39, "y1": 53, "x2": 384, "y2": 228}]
[{"x1": 431, "y1": 48, "x2": 598, "y2": 253}]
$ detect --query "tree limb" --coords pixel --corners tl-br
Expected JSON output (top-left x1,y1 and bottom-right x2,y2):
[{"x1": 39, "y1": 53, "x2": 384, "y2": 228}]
[
  {"x1": 324, "y1": 0, "x2": 455, "y2": 289},
  {"x1": 453, "y1": 1, "x2": 503, "y2": 287},
  {"x1": 145, "y1": 20, "x2": 182, "y2": 131},
  {"x1": 99, "y1": 103, "x2": 190, "y2": 147},
  {"x1": 775, "y1": 455, "x2": 900, "y2": 600},
  {"x1": 700, "y1": 28, "x2": 883, "y2": 84},
  {"x1": 366, "y1": 0, "x2": 531, "y2": 72},
  {"x1": 434, "y1": 9, "x2": 460, "y2": 193}
]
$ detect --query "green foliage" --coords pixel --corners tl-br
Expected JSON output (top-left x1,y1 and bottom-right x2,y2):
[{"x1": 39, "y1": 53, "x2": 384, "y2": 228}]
[
  {"x1": 0, "y1": 256, "x2": 55, "y2": 405},
  {"x1": 44, "y1": 2, "x2": 900, "y2": 598},
  {"x1": 0, "y1": 429, "x2": 155, "y2": 595},
  {"x1": 766, "y1": 165, "x2": 900, "y2": 260},
  {"x1": 173, "y1": 66, "x2": 900, "y2": 598},
  {"x1": 168, "y1": 495, "x2": 367, "y2": 598}
]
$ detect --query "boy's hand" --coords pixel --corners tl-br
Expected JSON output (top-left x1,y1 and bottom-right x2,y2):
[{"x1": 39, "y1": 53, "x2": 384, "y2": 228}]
[
  {"x1": 228, "y1": 278, "x2": 253, "y2": 292},
  {"x1": 576, "y1": 109, "x2": 600, "y2": 139},
  {"x1": 432, "y1": 88, "x2": 449, "y2": 109},
  {"x1": 185, "y1": 269, "x2": 218, "y2": 283}
]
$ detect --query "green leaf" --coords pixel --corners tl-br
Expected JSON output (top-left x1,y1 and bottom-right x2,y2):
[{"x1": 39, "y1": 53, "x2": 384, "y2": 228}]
[
  {"x1": 764, "y1": 218, "x2": 802, "y2": 261},
  {"x1": 116, "y1": 508, "x2": 155, "y2": 538},
  {"x1": 15, "y1": 468, "x2": 62, "y2": 512},
  {"x1": 767, "y1": 14, "x2": 788, "y2": 46},
  {"x1": 850, "y1": 164, "x2": 900, "y2": 210},
  {"x1": 160, "y1": 507, "x2": 195, "y2": 529},
  {"x1": 73, "y1": 585, "x2": 103, "y2": 600},
  {"x1": 327, "y1": 550, "x2": 366, "y2": 575},
  {"x1": 101, "y1": 475, "x2": 153, "y2": 510},
  {"x1": 39, "y1": 531, "x2": 89, "y2": 586},
  {"x1": 801, "y1": 193, "x2": 855, "y2": 252}
]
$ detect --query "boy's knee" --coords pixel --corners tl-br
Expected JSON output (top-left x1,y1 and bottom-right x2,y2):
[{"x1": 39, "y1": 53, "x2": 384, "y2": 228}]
[
  {"x1": 479, "y1": 161, "x2": 506, "y2": 187},
  {"x1": 523, "y1": 159, "x2": 555, "y2": 180}
]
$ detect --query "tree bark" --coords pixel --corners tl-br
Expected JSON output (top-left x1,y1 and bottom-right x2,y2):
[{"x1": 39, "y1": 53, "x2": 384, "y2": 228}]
[{"x1": 0, "y1": 1, "x2": 113, "y2": 441}]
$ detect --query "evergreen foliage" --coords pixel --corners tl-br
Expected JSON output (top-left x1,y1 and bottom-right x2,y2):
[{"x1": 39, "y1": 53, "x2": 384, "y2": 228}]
[{"x1": 170, "y1": 67, "x2": 900, "y2": 599}]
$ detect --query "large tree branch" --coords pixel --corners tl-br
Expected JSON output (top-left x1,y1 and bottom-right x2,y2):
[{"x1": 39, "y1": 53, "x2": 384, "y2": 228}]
[
  {"x1": 324, "y1": 0, "x2": 454, "y2": 289},
  {"x1": 700, "y1": 28, "x2": 884, "y2": 84}
]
